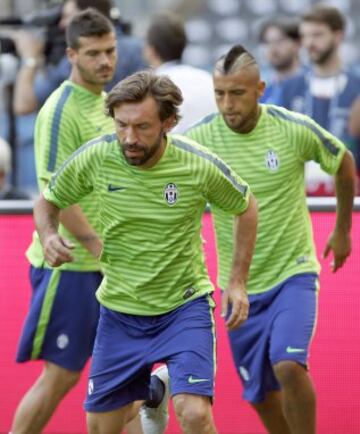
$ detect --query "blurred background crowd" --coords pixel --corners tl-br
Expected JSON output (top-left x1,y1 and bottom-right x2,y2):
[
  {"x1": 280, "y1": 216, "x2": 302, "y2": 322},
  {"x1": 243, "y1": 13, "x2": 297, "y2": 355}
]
[{"x1": 1, "y1": 0, "x2": 360, "y2": 199}]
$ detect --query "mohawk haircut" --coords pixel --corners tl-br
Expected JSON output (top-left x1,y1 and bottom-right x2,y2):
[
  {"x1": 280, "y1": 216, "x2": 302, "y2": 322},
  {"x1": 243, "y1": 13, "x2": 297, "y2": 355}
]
[{"x1": 215, "y1": 45, "x2": 258, "y2": 75}]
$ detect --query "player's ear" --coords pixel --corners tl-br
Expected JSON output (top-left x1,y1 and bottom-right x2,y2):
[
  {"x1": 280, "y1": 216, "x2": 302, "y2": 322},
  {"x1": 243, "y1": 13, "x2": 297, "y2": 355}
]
[
  {"x1": 66, "y1": 47, "x2": 77, "y2": 65},
  {"x1": 163, "y1": 115, "x2": 176, "y2": 133},
  {"x1": 257, "y1": 80, "x2": 266, "y2": 99}
]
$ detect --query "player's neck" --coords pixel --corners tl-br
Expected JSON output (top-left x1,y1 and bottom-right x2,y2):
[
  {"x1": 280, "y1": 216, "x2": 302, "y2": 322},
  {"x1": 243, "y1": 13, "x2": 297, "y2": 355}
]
[
  {"x1": 313, "y1": 54, "x2": 342, "y2": 77},
  {"x1": 237, "y1": 105, "x2": 262, "y2": 134},
  {"x1": 69, "y1": 71, "x2": 104, "y2": 95}
]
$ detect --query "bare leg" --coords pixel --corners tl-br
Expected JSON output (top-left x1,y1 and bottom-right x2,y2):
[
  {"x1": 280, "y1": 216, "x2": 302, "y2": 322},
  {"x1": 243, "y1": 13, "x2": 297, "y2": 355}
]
[
  {"x1": 126, "y1": 414, "x2": 143, "y2": 434},
  {"x1": 173, "y1": 394, "x2": 217, "y2": 434},
  {"x1": 273, "y1": 361, "x2": 316, "y2": 434},
  {"x1": 11, "y1": 362, "x2": 80, "y2": 434},
  {"x1": 87, "y1": 401, "x2": 142, "y2": 434},
  {"x1": 251, "y1": 390, "x2": 291, "y2": 434},
  {"x1": 125, "y1": 402, "x2": 144, "y2": 434}
]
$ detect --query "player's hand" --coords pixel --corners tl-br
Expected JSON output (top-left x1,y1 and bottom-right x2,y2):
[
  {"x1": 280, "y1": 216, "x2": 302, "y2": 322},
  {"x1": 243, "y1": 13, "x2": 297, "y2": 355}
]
[
  {"x1": 221, "y1": 283, "x2": 249, "y2": 330},
  {"x1": 323, "y1": 229, "x2": 351, "y2": 273},
  {"x1": 13, "y1": 30, "x2": 45, "y2": 60},
  {"x1": 43, "y1": 234, "x2": 75, "y2": 267}
]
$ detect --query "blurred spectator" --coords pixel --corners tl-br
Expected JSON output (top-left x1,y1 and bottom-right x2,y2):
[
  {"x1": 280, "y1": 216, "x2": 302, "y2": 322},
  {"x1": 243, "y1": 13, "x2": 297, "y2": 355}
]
[
  {"x1": 278, "y1": 5, "x2": 360, "y2": 195},
  {"x1": 0, "y1": 137, "x2": 29, "y2": 199},
  {"x1": 13, "y1": 0, "x2": 147, "y2": 115},
  {"x1": 0, "y1": 49, "x2": 18, "y2": 141},
  {"x1": 349, "y1": 97, "x2": 360, "y2": 137},
  {"x1": 259, "y1": 17, "x2": 303, "y2": 104},
  {"x1": 144, "y1": 11, "x2": 217, "y2": 133},
  {"x1": 9, "y1": 0, "x2": 146, "y2": 195}
]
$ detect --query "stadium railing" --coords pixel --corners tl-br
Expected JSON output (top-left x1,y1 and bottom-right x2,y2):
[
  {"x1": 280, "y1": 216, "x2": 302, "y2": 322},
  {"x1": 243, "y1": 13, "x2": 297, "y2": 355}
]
[{"x1": 1, "y1": 197, "x2": 360, "y2": 214}]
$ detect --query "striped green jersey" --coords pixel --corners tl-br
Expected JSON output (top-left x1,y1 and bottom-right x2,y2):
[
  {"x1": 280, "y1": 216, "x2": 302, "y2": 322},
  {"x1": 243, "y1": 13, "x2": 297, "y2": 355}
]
[
  {"x1": 187, "y1": 105, "x2": 346, "y2": 294},
  {"x1": 43, "y1": 134, "x2": 250, "y2": 315},
  {"x1": 26, "y1": 80, "x2": 114, "y2": 271}
]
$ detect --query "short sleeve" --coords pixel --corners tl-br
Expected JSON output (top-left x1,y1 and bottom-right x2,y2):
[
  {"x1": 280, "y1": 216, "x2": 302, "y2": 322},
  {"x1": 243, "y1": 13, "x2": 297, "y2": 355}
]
[
  {"x1": 203, "y1": 153, "x2": 250, "y2": 215},
  {"x1": 35, "y1": 101, "x2": 81, "y2": 190},
  {"x1": 290, "y1": 113, "x2": 346, "y2": 175},
  {"x1": 43, "y1": 141, "x2": 97, "y2": 209}
]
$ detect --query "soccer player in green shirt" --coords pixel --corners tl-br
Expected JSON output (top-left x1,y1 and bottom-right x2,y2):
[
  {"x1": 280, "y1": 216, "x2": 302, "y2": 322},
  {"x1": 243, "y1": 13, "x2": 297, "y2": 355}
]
[
  {"x1": 187, "y1": 45, "x2": 356, "y2": 434},
  {"x1": 11, "y1": 9, "x2": 142, "y2": 434},
  {"x1": 32, "y1": 70, "x2": 257, "y2": 434}
]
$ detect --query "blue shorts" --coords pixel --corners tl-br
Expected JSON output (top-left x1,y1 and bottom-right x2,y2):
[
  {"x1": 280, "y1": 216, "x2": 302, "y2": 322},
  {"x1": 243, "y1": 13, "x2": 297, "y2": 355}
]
[
  {"x1": 16, "y1": 266, "x2": 102, "y2": 371},
  {"x1": 228, "y1": 273, "x2": 318, "y2": 403},
  {"x1": 84, "y1": 295, "x2": 216, "y2": 413}
]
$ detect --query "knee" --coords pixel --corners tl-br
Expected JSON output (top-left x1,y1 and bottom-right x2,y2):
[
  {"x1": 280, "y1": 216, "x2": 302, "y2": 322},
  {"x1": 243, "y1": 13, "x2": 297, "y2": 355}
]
[
  {"x1": 273, "y1": 361, "x2": 306, "y2": 388},
  {"x1": 174, "y1": 395, "x2": 211, "y2": 428},
  {"x1": 87, "y1": 412, "x2": 101, "y2": 434},
  {"x1": 42, "y1": 363, "x2": 81, "y2": 393},
  {"x1": 59, "y1": 370, "x2": 81, "y2": 391}
]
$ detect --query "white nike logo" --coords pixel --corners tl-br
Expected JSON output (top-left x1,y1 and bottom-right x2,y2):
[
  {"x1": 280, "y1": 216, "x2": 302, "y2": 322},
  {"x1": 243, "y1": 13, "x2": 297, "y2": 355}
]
[
  {"x1": 286, "y1": 346, "x2": 306, "y2": 353},
  {"x1": 188, "y1": 375, "x2": 210, "y2": 384}
]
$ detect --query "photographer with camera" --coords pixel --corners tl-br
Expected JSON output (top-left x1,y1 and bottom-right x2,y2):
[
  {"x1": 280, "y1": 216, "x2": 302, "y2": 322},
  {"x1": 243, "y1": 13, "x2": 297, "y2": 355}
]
[
  {"x1": 0, "y1": 5, "x2": 66, "y2": 194},
  {"x1": 13, "y1": 0, "x2": 146, "y2": 115},
  {"x1": 0, "y1": 38, "x2": 18, "y2": 142}
]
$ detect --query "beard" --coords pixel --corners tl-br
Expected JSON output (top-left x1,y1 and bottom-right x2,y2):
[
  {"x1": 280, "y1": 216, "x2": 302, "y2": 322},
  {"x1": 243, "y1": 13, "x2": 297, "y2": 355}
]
[
  {"x1": 222, "y1": 103, "x2": 260, "y2": 134},
  {"x1": 121, "y1": 131, "x2": 164, "y2": 166},
  {"x1": 77, "y1": 62, "x2": 114, "y2": 85},
  {"x1": 272, "y1": 55, "x2": 295, "y2": 73},
  {"x1": 310, "y1": 42, "x2": 337, "y2": 66}
]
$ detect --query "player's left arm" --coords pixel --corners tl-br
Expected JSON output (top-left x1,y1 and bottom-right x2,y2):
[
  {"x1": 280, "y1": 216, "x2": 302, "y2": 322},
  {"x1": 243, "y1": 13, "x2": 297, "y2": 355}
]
[
  {"x1": 323, "y1": 150, "x2": 356, "y2": 272},
  {"x1": 222, "y1": 193, "x2": 257, "y2": 330},
  {"x1": 293, "y1": 114, "x2": 357, "y2": 272}
]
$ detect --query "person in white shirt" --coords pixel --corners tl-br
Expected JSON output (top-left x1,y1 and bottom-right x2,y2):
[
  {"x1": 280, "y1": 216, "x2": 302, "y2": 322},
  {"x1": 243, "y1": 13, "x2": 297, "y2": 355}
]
[{"x1": 144, "y1": 11, "x2": 217, "y2": 133}]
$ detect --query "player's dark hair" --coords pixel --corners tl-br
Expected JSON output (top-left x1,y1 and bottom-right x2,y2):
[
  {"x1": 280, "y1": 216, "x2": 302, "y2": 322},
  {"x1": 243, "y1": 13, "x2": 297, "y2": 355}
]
[
  {"x1": 215, "y1": 45, "x2": 257, "y2": 75},
  {"x1": 66, "y1": 7, "x2": 114, "y2": 49},
  {"x1": 75, "y1": 0, "x2": 112, "y2": 18},
  {"x1": 105, "y1": 70, "x2": 183, "y2": 124},
  {"x1": 302, "y1": 5, "x2": 345, "y2": 32},
  {"x1": 259, "y1": 17, "x2": 300, "y2": 42},
  {"x1": 146, "y1": 12, "x2": 187, "y2": 62}
]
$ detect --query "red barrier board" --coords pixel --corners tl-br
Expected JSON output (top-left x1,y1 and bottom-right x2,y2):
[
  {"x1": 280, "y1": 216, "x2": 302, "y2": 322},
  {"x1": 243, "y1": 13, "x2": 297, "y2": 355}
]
[{"x1": 0, "y1": 213, "x2": 359, "y2": 434}]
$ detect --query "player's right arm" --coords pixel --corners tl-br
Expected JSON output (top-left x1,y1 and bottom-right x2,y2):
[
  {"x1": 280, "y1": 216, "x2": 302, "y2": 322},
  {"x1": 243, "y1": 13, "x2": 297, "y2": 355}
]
[
  {"x1": 199, "y1": 146, "x2": 257, "y2": 330},
  {"x1": 222, "y1": 193, "x2": 257, "y2": 330},
  {"x1": 34, "y1": 194, "x2": 75, "y2": 267},
  {"x1": 36, "y1": 100, "x2": 102, "y2": 258},
  {"x1": 36, "y1": 139, "x2": 103, "y2": 266}
]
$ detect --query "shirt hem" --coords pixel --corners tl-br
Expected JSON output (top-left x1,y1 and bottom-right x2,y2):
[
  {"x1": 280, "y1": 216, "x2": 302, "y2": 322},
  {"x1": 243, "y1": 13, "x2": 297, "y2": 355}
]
[{"x1": 96, "y1": 289, "x2": 214, "y2": 316}]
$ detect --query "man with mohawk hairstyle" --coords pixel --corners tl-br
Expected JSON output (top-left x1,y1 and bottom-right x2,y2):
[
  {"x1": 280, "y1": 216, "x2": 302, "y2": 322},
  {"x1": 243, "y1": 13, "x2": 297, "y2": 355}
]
[{"x1": 187, "y1": 44, "x2": 356, "y2": 434}]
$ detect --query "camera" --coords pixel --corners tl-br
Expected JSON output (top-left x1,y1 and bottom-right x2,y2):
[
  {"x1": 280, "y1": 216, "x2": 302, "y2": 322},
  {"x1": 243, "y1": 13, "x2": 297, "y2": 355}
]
[
  {"x1": 0, "y1": 37, "x2": 17, "y2": 55},
  {"x1": 0, "y1": 4, "x2": 65, "y2": 66}
]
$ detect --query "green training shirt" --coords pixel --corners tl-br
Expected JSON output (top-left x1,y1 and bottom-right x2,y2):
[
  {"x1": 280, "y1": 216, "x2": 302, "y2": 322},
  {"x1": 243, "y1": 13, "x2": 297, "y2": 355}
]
[
  {"x1": 26, "y1": 80, "x2": 114, "y2": 271},
  {"x1": 187, "y1": 104, "x2": 346, "y2": 294},
  {"x1": 43, "y1": 134, "x2": 250, "y2": 315}
]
